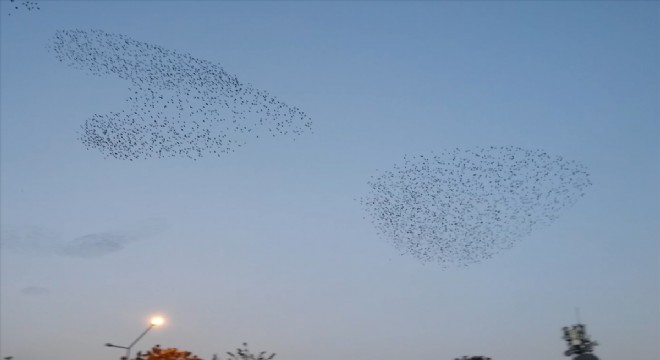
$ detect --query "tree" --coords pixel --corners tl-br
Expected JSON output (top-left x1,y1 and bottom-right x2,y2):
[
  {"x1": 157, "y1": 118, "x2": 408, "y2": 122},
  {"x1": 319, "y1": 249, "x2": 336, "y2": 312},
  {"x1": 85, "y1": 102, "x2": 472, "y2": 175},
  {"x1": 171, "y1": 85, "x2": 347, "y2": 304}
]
[
  {"x1": 223, "y1": 343, "x2": 275, "y2": 360},
  {"x1": 136, "y1": 345, "x2": 203, "y2": 360}
]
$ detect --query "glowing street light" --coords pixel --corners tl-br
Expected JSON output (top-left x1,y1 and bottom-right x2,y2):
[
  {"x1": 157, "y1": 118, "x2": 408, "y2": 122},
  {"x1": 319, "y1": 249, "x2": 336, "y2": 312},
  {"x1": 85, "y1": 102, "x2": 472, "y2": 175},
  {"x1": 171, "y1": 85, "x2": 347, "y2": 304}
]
[
  {"x1": 105, "y1": 316, "x2": 166, "y2": 360},
  {"x1": 150, "y1": 316, "x2": 165, "y2": 326}
]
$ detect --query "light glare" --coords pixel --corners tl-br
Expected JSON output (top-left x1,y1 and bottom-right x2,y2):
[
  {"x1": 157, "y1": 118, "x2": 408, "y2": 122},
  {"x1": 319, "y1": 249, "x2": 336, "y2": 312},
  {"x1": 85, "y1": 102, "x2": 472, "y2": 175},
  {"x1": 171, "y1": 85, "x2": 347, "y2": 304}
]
[{"x1": 150, "y1": 316, "x2": 165, "y2": 326}]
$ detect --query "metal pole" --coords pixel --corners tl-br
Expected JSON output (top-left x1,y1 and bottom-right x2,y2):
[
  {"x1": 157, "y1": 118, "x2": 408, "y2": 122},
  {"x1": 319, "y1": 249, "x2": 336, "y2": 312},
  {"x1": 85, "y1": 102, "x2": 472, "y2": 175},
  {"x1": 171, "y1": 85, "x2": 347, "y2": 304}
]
[
  {"x1": 106, "y1": 324, "x2": 155, "y2": 360},
  {"x1": 126, "y1": 324, "x2": 154, "y2": 360}
]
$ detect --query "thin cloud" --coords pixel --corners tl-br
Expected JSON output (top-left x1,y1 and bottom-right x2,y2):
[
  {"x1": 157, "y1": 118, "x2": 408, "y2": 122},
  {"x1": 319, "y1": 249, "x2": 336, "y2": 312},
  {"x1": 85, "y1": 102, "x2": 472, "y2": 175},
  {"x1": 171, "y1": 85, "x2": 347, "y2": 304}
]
[
  {"x1": 58, "y1": 232, "x2": 132, "y2": 258},
  {"x1": 0, "y1": 226, "x2": 61, "y2": 255},
  {"x1": 0, "y1": 218, "x2": 169, "y2": 258},
  {"x1": 21, "y1": 286, "x2": 50, "y2": 296}
]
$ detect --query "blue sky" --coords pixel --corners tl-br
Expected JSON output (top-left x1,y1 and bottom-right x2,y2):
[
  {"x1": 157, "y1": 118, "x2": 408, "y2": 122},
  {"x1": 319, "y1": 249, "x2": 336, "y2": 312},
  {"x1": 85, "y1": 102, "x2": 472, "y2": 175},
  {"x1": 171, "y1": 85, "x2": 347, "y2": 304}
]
[{"x1": 1, "y1": 1, "x2": 658, "y2": 360}]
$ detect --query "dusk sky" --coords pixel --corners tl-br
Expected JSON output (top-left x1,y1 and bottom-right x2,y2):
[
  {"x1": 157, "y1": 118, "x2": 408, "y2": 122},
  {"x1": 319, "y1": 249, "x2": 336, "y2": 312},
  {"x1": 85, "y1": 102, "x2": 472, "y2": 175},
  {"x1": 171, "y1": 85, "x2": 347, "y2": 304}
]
[{"x1": 1, "y1": 1, "x2": 658, "y2": 360}]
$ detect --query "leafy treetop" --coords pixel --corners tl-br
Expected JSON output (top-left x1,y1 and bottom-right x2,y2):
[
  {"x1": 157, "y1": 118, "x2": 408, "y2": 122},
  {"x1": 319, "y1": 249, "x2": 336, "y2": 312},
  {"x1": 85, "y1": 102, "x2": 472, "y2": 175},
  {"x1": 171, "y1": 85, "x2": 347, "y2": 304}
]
[
  {"x1": 136, "y1": 345, "x2": 202, "y2": 360},
  {"x1": 221, "y1": 343, "x2": 276, "y2": 360}
]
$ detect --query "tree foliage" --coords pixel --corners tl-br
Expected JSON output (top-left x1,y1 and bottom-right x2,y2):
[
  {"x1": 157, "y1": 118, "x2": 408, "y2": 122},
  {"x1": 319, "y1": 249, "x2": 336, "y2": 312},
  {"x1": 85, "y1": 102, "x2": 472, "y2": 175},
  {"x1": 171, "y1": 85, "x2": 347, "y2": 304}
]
[
  {"x1": 133, "y1": 342, "x2": 274, "y2": 360},
  {"x1": 136, "y1": 345, "x2": 202, "y2": 360},
  {"x1": 223, "y1": 343, "x2": 275, "y2": 360}
]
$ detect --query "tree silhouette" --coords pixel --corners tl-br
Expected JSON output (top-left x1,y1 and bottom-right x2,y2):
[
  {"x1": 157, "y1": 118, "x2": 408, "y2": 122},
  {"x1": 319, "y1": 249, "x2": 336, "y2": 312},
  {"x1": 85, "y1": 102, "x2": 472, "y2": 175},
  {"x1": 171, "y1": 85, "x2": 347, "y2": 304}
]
[
  {"x1": 135, "y1": 345, "x2": 202, "y2": 360},
  {"x1": 223, "y1": 343, "x2": 275, "y2": 360}
]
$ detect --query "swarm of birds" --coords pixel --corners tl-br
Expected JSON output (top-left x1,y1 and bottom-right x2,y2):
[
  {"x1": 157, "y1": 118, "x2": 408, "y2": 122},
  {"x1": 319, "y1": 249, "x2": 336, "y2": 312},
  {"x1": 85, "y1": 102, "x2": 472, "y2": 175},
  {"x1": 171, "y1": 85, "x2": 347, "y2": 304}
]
[
  {"x1": 6, "y1": 0, "x2": 40, "y2": 15},
  {"x1": 361, "y1": 146, "x2": 592, "y2": 267},
  {"x1": 49, "y1": 29, "x2": 312, "y2": 160}
]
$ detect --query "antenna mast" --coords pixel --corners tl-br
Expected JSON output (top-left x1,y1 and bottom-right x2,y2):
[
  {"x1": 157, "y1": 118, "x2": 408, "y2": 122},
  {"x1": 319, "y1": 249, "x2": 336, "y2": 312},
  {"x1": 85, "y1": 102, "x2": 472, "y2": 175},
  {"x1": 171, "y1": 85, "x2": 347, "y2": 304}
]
[{"x1": 561, "y1": 309, "x2": 599, "y2": 360}]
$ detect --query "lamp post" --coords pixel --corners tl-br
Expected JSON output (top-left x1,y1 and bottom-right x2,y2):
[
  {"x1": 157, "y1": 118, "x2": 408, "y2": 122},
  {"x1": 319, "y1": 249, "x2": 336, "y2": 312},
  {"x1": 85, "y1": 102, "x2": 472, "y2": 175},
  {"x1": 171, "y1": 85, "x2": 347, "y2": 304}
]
[{"x1": 106, "y1": 316, "x2": 165, "y2": 360}]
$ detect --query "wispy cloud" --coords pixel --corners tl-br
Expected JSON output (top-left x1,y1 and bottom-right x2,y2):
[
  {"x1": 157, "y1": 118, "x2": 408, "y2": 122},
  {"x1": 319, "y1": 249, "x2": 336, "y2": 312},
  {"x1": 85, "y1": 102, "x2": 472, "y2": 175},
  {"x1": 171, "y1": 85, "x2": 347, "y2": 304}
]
[
  {"x1": 0, "y1": 226, "x2": 61, "y2": 255},
  {"x1": 58, "y1": 232, "x2": 132, "y2": 258},
  {"x1": 1, "y1": 218, "x2": 169, "y2": 259},
  {"x1": 21, "y1": 286, "x2": 50, "y2": 296}
]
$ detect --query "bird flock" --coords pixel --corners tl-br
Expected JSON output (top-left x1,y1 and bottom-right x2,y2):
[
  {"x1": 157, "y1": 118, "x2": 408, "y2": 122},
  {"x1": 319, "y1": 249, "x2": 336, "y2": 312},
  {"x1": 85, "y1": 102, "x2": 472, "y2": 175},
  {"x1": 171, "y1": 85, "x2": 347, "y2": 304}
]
[
  {"x1": 361, "y1": 146, "x2": 592, "y2": 267},
  {"x1": 43, "y1": 28, "x2": 595, "y2": 267},
  {"x1": 49, "y1": 29, "x2": 313, "y2": 160},
  {"x1": 6, "y1": 0, "x2": 39, "y2": 15}
]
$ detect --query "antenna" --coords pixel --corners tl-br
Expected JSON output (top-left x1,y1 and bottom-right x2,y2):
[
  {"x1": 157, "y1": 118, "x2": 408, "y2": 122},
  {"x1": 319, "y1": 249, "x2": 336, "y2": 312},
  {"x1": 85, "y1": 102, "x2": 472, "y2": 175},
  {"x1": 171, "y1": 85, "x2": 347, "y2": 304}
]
[{"x1": 562, "y1": 310, "x2": 599, "y2": 358}]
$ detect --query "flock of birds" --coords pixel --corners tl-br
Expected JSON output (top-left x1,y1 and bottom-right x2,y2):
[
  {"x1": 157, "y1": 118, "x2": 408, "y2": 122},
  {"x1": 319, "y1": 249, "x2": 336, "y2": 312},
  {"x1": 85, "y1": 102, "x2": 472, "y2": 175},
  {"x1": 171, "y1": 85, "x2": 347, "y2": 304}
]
[
  {"x1": 6, "y1": 26, "x2": 593, "y2": 267},
  {"x1": 49, "y1": 29, "x2": 313, "y2": 160},
  {"x1": 361, "y1": 146, "x2": 592, "y2": 267},
  {"x1": 6, "y1": 0, "x2": 39, "y2": 15}
]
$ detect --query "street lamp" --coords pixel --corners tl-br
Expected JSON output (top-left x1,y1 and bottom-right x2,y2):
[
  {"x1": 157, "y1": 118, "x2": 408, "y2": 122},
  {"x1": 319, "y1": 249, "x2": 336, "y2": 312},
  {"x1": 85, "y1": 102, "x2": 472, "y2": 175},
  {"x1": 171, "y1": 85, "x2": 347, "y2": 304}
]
[{"x1": 105, "y1": 316, "x2": 165, "y2": 360}]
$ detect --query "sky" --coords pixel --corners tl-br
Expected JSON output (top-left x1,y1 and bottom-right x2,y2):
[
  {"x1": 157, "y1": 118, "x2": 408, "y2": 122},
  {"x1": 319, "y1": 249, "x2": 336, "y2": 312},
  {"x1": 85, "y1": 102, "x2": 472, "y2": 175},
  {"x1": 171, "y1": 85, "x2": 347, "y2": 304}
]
[{"x1": 1, "y1": 1, "x2": 658, "y2": 360}]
